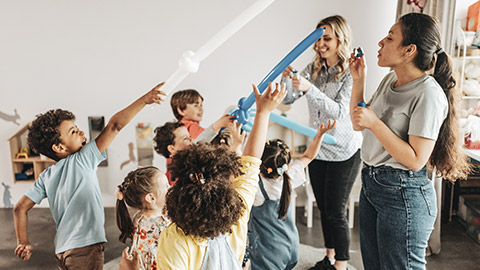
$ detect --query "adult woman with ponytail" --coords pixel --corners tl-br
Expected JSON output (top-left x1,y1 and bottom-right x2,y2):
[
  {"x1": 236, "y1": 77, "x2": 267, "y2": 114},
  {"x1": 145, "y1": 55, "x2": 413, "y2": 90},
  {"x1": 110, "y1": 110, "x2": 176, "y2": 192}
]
[{"x1": 349, "y1": 13, "x2": 470, "y2": 270}]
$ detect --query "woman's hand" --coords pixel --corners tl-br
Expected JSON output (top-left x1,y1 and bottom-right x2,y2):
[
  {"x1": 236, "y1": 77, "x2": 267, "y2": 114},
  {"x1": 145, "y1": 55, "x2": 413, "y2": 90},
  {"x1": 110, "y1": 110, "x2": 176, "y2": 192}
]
[
  {"x1": 292, "y1": 76, "x2": 312, "y2": 92},
  {"x1": 351, "y1": 106, "x2": 378, "y2": 130},
  {"x1": 282, "y1": 66, "x2": 295, "y2": 78},
  {"x1": 349, "y1": 48, "x2": 367, "y2": 83}
]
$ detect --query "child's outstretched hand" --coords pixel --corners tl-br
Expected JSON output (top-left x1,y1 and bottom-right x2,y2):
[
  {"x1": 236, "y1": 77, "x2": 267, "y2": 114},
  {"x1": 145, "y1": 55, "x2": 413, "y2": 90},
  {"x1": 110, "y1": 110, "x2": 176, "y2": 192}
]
[
  {"x1": 142, "y1": 82, "x2": 167, "y2": 105},
  {"x1": 253, "y1": 82, "x2": 287, "y2": 114},
  {"x1": 228, "y1": 121, "x2": 246, "y2": 154},
  {"x1": 212, "y1": 114, "x2": 235, "y2": 133},
  {"x1": 317, "y1": 119, "x2": 336, "y2": 137},
  {"x1": 14, "y1": 243, "x2": 33, "y2": 261}
]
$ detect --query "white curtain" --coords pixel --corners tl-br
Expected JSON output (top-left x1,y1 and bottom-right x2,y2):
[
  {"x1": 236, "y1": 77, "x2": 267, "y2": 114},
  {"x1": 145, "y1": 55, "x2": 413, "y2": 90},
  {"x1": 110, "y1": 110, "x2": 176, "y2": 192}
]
[{"x1": 396, "y1": 0, "x2": 457, "y2": 53}]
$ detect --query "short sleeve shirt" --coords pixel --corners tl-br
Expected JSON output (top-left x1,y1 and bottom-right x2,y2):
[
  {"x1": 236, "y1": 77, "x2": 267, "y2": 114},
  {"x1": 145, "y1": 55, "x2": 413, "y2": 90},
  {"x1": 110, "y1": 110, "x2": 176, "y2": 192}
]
[
  {"x1": 254, "y1": 159, "x2": 306, "y2": 206},
  {"x1": 361, "y1": 72, "x2": 448, "y2": 170},
  {"x1": 25, "y1": 141, "x2": 107, "y2": 254}
]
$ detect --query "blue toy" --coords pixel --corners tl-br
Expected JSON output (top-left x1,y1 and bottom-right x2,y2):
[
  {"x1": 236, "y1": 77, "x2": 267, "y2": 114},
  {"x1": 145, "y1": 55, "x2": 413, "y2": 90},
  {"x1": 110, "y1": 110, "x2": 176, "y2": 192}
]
[
  {"x1": 354, "y1": 47, "x2": 363, "y2": 58},
  {"x1": 231, "y1": 27, "x2": 325, "y2": 125},
  {"x1": 357, "y1": 102, "x2": 366, "y2": 108}
]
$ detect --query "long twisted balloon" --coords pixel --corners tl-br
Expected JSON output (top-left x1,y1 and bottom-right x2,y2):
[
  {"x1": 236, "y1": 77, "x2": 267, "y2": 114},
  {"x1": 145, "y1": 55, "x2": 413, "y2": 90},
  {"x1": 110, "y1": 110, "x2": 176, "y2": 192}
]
[
  {"x1": 159, "y1": 0, "x2": 277, "y2": 95},
  {"x1": 231, "y1": 27, "x2": 325, "y2": 124}
]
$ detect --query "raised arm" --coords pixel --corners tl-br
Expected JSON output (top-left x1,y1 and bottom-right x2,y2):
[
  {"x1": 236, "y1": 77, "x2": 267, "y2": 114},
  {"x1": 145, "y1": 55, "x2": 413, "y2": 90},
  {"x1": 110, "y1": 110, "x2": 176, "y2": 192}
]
[
  {"x1": 13, "y1": 196, "x2": 36, "y2": 261},
  {"x1": 298, "y1": 120, "x2": 336, "y2": 167},
  {"x1": 242, "y1": 82, "x2": 286, "y2": 159},
  {"x1": 95, "y1": 83, "x2": 166, "y2": 153},
  {"x1": 349, "y1": 49, "x2": 367, "y2": 131}
]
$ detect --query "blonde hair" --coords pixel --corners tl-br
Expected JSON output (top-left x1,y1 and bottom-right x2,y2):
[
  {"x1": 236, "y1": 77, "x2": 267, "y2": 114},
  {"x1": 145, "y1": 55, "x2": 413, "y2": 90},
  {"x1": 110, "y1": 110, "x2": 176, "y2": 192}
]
[{"x1": 312, "y1": 15, "x2": 352, "y2": 81}]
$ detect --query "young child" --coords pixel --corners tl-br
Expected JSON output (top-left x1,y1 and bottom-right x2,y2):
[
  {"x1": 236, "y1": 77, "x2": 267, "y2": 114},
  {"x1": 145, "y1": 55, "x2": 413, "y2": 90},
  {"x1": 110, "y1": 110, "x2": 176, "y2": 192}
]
[
  {"x1": 116, "y1": 166, "x2": 170, "y2": 270},
  {"x1": 153, "y1": 121, "x2": 193, "y2": 185},
  {"x1": 13, "y1": 83, "x2": 166, "y2": 268},
  {"x1": 170, "y1": 89, "x2": 233, "y2": 141},
  {"x1": 153, "y1": 122, "x2": 192, "y2": 159},
  {"x1": 120, "y1": 82, "x2": 287, "y2": 269},
  {"x1": 248, "y1": 120, "x2": 336, "y2": 270}
]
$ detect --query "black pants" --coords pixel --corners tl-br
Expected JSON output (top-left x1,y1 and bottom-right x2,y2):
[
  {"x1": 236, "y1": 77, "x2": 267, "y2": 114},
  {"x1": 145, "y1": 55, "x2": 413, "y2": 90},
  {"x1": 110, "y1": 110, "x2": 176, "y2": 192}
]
[{"x1": 308, "y1": 150, "x2": 362, "y2": 261}]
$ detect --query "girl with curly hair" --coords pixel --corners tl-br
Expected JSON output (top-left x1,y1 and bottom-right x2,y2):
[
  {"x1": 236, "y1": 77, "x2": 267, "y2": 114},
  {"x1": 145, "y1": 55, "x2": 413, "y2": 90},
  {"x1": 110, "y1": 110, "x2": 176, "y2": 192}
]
[
  {"x1": 116, "y1": 166, "x2": 170, "y2": 270},
  {"x1": 119, "y1": 82, "x2": 286, "y2": 269},
  {"x1": 247, "y1": 120, "x2": 335, "y2": 270}
]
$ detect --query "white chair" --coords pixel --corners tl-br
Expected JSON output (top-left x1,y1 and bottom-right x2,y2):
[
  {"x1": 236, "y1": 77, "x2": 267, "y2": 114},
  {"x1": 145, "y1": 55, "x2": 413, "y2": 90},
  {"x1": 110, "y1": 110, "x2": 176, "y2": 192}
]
[{"x1": 304, "y1": 166, "x2": 316, "y2": 228}]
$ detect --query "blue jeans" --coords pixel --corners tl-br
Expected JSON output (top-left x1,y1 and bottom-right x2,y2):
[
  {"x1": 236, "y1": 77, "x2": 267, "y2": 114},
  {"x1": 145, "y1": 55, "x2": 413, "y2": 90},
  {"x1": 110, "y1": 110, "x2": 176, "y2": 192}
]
[{"x1": 359, "y1": 165, "x2": 436, "y2": 270}]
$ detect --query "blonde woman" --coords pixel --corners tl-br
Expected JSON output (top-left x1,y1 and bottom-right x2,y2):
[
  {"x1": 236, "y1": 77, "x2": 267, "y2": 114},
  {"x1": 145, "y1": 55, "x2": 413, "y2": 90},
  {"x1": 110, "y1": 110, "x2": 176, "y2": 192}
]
[{"x1": 281, "y1": 15, "x2": 361, "y2": 270}]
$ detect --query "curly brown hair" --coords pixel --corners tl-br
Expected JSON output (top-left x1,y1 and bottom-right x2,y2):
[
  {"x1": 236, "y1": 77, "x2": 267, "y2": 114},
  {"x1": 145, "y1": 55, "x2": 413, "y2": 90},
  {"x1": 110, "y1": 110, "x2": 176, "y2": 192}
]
[
  {"x1": 170, "y1": 89, "x2": 203, "y2": 120},
  {"x1": 153, "y1": 121, "x2": 184, "y2": 158},
  {"x1": 166, "y1": 142, "x2": 244, "y2": 238},
  {"x1": 27, "y1": 109, "x2": 75, "y2": 161}
]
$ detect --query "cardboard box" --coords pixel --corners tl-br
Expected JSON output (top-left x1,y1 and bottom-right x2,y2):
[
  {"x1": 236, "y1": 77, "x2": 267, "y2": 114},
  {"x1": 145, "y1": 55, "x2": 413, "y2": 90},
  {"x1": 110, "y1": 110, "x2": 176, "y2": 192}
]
[{"x1": 467, "y1": 1, "x2": 480, "y2": 31}]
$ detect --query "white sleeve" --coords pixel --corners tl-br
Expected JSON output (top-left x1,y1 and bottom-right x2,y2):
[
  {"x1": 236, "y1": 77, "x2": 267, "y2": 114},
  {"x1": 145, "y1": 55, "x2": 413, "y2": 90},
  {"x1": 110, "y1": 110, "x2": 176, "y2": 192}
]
[{"x1": 286, "y1": 159, "x2": 307, "y2": 189}]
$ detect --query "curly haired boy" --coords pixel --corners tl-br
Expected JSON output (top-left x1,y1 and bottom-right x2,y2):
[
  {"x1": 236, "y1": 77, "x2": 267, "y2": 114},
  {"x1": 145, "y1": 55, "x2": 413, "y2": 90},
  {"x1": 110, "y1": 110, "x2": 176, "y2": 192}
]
[{"x1": 13, "y1": 83, "x2": 166, "y2": 269}]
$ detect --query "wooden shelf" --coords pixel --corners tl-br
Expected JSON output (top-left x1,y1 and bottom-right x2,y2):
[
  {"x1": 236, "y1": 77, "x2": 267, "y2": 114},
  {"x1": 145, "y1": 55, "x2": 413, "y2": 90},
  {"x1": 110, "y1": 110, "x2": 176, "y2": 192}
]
[{"x1": 9, "y1": 123, "x2": 56, "y2": 183}]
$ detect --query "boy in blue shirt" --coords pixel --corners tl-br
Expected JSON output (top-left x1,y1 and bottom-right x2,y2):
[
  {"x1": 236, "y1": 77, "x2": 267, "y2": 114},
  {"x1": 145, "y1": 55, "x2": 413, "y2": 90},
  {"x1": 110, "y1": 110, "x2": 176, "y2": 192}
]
[{"x1": 13, "y1": 82, "x2": 167, "y2": 269}]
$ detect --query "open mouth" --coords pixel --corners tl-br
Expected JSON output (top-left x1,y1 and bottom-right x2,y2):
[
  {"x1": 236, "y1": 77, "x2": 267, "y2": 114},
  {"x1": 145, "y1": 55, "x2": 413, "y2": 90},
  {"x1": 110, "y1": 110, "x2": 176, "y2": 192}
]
[{"x1": 82, "y1": 140, "x2": 87, "y2": 146}]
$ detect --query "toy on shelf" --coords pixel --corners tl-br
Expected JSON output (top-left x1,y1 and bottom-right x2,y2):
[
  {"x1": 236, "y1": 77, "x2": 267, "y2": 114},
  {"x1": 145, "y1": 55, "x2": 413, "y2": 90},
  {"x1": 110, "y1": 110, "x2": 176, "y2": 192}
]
[{"x1": 15, "y1": 147, "x2": 29, "y2": 159}]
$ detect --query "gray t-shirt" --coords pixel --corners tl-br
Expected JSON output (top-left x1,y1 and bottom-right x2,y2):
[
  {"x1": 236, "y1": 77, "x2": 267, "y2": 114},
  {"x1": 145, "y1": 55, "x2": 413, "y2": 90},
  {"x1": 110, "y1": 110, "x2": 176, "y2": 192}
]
[{"x1": 362, "y1": 71, "x2": 448, "y2": 170}]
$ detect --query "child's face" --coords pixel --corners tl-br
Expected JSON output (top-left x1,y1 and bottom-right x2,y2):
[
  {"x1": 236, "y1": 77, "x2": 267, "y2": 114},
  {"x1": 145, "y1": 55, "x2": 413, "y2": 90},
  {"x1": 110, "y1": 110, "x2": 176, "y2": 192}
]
[
  {"x1": 179, "y1": 97, "x2": 203, "y2": 122},
  {"x1": 55, "y1": 120, "x2": 87, "y2": 156},
  {"x1": 169, "y1": 126, "x2": 192, "y2": 156},
  {"x1": 315, "y1": 24, "x2": 339, "y2": 64},
  {"x1": 153, "y1": 172, "x2": 170, "y2": 211}
]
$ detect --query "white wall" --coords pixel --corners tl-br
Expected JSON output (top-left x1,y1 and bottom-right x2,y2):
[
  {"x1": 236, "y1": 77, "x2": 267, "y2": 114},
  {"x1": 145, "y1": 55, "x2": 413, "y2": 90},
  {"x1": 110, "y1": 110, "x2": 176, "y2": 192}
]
[{"x1": 0, "y1": 0, "x2": 396, "y2": 207}]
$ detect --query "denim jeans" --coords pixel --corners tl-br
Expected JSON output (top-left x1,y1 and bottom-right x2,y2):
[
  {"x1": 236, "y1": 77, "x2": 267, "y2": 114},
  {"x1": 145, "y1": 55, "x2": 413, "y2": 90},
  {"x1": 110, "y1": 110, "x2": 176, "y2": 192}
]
[
  {"x1": 359, "y1": 165, "x2": 436, "y2": 270},
  {"x1": 308, "y1": 150, "x2": 362, "y2": 261}
]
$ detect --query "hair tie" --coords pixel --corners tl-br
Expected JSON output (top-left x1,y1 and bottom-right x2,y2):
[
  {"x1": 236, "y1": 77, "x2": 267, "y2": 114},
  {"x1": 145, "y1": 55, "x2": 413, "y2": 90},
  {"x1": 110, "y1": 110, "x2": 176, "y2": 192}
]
[
  {"x1": 189, "y1": 172, "x2": 205, "y2": 185},
  {"x1": 435, "y1": 47, "x2": 444, "y2": 55},
  {"x1": 277, "y1": 164, "x2": 289, "y2": 175},
  {"x1": 115, "y1": 186, "x2": 124, "y2": 201}
]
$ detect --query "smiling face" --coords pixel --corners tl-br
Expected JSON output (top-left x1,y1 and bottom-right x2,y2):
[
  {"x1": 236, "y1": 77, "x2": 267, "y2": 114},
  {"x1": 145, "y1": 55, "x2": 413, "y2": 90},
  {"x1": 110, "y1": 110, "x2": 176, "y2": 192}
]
[
  {"x1": 168, "y1": 126, "x2": 192, "y2": 156},
  {"x1": 377, "y1": 22, "x2": 407, "y2": 68},
  {"x1": 54, "y1": 120, "x2": 87, "y2": 158},
  {"x1": 315, "y1": 24, "x2": 340, "y2": 66},
  {"x1": 179, "y1": 97, "x2": 203, "y2": 122}
]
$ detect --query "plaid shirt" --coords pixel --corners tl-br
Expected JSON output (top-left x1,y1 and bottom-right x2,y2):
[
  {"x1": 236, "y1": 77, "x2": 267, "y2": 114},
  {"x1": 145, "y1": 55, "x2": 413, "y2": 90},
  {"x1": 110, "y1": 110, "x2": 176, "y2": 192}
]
[{"x1": 282, "y1": 61, "x2": 362, "y2": 161}]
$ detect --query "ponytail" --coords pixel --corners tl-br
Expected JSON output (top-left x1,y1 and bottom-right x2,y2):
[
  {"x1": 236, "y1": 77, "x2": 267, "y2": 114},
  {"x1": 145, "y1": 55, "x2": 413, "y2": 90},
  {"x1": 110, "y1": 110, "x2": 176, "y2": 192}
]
[
  {"x1": 116, "y1": 198, "x2": 134, "y2": 243},
  {"x1": 278, "y1": 173, "x2": 292, "y2": 220},
  {"x1": 429, "y1": 52, "x2": 471, "y2": 181},
  {"x1": 399, "y1": 13, "x2": 471, "y2": 181}
]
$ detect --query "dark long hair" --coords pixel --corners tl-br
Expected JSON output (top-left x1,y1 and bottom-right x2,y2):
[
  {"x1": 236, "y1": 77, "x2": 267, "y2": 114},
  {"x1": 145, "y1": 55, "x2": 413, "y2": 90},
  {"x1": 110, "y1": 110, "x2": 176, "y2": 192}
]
[
  {"x1": 399, "y1": 13, "x2": 470, "y2": 181},
  {"x1": 116, "y1": 166, "x2": 160, "y2": 243},
  {"x1": 260, "y1": 139, "x2": 292, "y2": 220}
]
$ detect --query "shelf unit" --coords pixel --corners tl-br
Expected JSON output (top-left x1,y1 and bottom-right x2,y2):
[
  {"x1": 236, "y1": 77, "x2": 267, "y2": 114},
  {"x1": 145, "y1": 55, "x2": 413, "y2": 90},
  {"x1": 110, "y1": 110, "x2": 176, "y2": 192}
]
[{"x1": 8, "y1": 123, "x2": 55, "y2": 183}]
